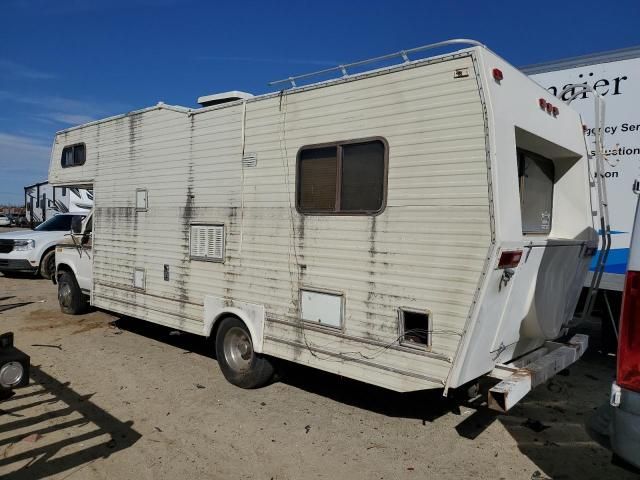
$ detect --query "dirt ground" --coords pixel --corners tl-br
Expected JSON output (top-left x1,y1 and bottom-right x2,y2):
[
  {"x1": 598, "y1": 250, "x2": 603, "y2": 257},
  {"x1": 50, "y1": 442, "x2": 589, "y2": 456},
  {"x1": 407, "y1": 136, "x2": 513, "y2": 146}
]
[{"x1": 0, "y1": 240, "x2": 636, "y2": 479}]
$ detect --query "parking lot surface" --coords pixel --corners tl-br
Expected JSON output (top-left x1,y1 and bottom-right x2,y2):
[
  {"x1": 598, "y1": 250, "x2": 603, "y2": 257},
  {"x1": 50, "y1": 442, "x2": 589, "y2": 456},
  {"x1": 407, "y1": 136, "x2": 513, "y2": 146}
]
[{"x1": 0, "y1": 239, "x2": 635, "y2": 479}]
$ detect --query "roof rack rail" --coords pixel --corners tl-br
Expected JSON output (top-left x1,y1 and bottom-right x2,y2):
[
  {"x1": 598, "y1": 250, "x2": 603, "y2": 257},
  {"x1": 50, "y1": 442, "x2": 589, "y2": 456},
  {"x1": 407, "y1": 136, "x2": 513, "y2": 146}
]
[{"x1": 268, "y1": 38, "x2": 485, "y2": 88}]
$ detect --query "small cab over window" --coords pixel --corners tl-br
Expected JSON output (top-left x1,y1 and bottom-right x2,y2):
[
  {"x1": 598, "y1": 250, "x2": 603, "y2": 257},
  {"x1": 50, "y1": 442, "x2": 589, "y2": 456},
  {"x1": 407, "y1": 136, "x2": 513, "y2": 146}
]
[
  {"x1": 297, "y1": 138, "x2": 387, "y2": 215},
  {"x1": 61, "y1": 143, "x2": 86, "y2": 168},
  {"x1": 517, "y1": 149, "x2": 555, "y2": 234}
]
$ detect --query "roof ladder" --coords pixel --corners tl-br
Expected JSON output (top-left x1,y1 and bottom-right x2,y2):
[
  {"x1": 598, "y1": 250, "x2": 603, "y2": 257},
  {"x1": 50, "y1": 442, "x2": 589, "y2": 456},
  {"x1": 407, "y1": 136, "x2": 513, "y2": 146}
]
[
  {"x1": 563, "y1": 85, "x2": 611, "y2": 325},
  {"x1": 268, "y1": 39, "x2": 486, "y2": 88}
]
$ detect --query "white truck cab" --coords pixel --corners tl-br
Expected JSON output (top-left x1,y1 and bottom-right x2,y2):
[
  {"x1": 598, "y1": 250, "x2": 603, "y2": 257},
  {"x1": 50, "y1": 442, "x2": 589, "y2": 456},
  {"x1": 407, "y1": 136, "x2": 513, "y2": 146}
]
[{"x1": 53, "y1": 212, "x2": 93, "y2": 313}]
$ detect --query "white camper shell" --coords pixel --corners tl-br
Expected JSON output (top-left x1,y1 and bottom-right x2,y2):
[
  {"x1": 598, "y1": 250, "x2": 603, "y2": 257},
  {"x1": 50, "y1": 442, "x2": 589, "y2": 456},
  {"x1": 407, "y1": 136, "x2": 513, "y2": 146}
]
[{"x1": 50, "y1": 41, "x2": 599, "y2": 405}]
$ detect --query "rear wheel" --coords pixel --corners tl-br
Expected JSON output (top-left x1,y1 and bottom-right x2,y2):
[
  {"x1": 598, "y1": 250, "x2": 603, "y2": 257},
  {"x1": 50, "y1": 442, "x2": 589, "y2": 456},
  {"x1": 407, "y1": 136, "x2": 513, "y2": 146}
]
[
  {"x1": 39, "y1": 249, "x2": 56, "y2": 280},
  {"x1": 215, "y1": 317, "x2": 274, "y2": 388},
  {"x1": 57, "y1": 270, "x2": 87, "y2": 315}
]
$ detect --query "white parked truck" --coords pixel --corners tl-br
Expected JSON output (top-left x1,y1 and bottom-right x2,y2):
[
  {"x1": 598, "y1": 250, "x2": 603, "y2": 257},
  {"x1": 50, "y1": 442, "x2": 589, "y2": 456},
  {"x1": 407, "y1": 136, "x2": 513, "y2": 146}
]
[{"x1": 51, "y1": 40, "x2": 604, "y2": 409}]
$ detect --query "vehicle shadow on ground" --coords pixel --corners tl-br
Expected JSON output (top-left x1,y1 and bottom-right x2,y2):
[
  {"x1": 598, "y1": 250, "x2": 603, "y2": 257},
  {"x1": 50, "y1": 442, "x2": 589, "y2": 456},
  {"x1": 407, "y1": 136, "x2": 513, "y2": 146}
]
[
  {"x1": 494, "y1": 319, "x2": 636, "y2": 479},
  {"x1": 109, "y1": 316, "x2": 213, "y2": 357},
  {"x1": 0, "y1": 302, "x2": 35, "y2": 314},
  {"x1": 282, "y1": 341, "x2": 637, "y2": 478},
  {"x1": 0, "y1": 294, "x2": 35, "y2": 314},
  {"x1": 0, "y1": 365, "x2": 141, "y2": 479},
  {"x1": 110, "y1": 315, "x2": 636, "y2": 477},
  {"x1": 112, "y1": 316, "x2": 487, "y2": 426},
  {"x1": 495, "y1": 354, "x2": 634, "y2": 478},
  {"x1": 277, "y1": 360, "x2": 474, "y2": 423},
  {"x1": 0, "y1": 273, "x2": 38, "y2": 280}
]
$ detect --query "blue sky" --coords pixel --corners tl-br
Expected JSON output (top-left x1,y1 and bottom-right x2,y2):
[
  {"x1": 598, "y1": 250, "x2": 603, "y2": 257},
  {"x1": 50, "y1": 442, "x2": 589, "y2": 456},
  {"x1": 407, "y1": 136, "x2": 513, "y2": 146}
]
[{"x1": 0, "y1": 0, "x2": 639, "y2": 204}]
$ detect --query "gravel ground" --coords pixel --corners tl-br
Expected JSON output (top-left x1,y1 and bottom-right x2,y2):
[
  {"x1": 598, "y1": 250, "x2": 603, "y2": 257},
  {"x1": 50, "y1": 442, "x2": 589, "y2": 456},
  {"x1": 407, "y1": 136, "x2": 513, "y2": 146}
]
[{"x1": 0, "y1": 246, "x2": 635, "y2": 479}]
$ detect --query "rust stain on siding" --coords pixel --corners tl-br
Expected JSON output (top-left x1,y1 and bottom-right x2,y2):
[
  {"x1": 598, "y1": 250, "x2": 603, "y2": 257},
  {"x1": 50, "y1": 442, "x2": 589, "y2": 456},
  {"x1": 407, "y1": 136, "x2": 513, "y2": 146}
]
[
  {"x1": 223, "y1": 206, "x2": 238, "y2": 305},
  {"x1": 364, "y1": 216, "x2": 378, "y2": 333},
  {"x1": 177, "y1": 116, "x2": 197, "y2": 323},
  {"x1": 127, "y1": 114, "x2": 142, "y2": 166}
]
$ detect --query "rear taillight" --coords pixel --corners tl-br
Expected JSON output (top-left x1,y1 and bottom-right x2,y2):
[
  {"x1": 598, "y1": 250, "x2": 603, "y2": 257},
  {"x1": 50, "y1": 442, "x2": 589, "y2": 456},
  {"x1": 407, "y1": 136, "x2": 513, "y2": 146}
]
[
  {"x1": 618, "y1": 270, "x2": 640, "y2": 392},
  {"x1": 498, "y1": 250, "x2": 523, "y2": 269}
]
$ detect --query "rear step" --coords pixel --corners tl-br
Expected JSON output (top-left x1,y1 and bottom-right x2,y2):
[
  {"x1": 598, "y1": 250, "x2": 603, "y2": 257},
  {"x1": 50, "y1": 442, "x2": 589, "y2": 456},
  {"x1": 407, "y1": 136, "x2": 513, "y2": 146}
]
[{"x1": 488, "y1": 334, "x2": 588, "y2": 412}]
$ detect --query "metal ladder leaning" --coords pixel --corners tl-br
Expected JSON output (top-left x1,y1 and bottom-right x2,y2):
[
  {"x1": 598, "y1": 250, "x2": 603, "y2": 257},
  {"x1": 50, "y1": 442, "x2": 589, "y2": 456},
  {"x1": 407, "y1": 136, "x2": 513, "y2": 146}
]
[{"x1": 562, "y1": 85, "x2": 611, "y2": 324}]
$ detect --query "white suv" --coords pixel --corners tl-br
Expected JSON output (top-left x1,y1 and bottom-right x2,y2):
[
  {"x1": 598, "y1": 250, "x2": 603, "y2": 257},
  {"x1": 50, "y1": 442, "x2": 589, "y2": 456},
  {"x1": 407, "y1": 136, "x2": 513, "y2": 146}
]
[{"x1": 0, "y1": 213, "x2": 85, "y2": 279}]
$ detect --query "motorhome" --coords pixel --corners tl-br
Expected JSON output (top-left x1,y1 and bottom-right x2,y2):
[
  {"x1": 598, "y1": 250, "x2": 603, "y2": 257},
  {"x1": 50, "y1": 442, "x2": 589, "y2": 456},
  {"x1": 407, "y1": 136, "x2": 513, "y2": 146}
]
[
  {"x1": 24, "y1": 181, "x2": 93, "y2": 226},
  {"x1": 51, "y1": 40, "x2": 604, "y2": 409}
]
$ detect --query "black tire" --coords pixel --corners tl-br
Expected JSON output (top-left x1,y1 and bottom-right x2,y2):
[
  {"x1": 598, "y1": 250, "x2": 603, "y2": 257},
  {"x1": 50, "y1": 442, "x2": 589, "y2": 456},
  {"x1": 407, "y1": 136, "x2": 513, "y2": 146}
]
[
  {"x1": 57, "y1": 270, "x2": 87, "y2": 315},
  {"x1": 215, "y1": 317, "x2": 274, "y2": 389},
  {"x1": 39, "y1": 249, "x2": 56, "y2": 280}
]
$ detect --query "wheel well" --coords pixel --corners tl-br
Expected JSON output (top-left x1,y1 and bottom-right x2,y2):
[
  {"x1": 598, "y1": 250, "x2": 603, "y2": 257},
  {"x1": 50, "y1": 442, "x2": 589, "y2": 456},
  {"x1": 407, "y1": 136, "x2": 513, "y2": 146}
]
[
  {"x1": 56, "y1": 263, "x2": 74, "y2": 280},
  {"x1": 203, "y1": 300, "x2": 265, "y2": 354},
  {"x1": 208, "y1": 312, "x2": 243, "y2": 342},
  {"x1": 40, "y1": 246, "x2": 56, "y2": 264},
  {"x1": 38, "y1": 247, "x2": 58, "y2": 278}
]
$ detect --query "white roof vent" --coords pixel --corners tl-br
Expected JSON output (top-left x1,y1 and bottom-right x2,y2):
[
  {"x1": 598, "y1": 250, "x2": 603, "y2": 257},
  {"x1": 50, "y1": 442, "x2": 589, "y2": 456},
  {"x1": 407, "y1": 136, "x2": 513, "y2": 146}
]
[{"x1": 197, "y1": 90, "x2": 253, "y2": 107}]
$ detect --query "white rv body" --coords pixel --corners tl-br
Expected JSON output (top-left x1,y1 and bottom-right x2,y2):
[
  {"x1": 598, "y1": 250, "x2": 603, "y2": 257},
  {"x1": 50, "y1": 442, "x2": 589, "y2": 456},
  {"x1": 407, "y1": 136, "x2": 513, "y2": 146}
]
[
  {"x1": 49, "y1": 44, "x2": 596, "y2": 393},
  {"x1": 524, "y1": 47, "x2": 640, "y2": 292},
  {"x1": 25, "y1": 181, "x2": 93, "y2": 225}
]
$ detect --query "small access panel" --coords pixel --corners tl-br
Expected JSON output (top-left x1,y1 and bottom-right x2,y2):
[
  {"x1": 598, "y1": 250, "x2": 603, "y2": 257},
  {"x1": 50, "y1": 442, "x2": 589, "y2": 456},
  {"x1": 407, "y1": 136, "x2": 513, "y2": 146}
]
[{"x1": 300, "y1": 289, "x2": 343, "y2": 329}]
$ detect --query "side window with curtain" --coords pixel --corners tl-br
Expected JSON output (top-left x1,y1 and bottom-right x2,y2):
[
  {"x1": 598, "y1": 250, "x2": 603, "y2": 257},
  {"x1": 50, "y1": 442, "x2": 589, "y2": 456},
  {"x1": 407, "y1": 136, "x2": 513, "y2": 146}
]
[
  {"x1": 61, "y1": 144, "x2": 86, "y2": 168},
  {"x1": 297, "y1": 138, "x2": 387, "y2": 215}
]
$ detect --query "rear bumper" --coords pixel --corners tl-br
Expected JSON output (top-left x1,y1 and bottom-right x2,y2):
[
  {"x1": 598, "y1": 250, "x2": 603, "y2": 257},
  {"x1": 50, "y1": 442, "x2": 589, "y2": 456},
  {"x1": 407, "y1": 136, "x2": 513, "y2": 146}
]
[
  {"x1": 0, "y1": 258, "x2": 36, "y2": 272},
  {"x1": 487, "y1": 334, "x2": 588, "y2": 412},
  {"x1": 611, "y1": 383, "x2": 640, "y2": 468}
]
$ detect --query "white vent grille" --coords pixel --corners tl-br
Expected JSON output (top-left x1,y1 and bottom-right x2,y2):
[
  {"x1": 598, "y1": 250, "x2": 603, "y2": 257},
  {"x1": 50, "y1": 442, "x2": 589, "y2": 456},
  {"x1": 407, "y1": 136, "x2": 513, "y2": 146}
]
[
  {"x1": 190, "y1": 224, "x2": 224, "y2": 262},
  {"x1": 242, "y1": 153, "x2": 257, "y2": 168}
]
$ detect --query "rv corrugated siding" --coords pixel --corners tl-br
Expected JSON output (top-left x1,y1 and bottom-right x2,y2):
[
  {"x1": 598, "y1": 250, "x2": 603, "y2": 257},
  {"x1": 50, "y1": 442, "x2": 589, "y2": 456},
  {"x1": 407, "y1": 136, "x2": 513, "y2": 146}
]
[{"x1": 51, "y1": 54, "x2": 491, "y2": 391}]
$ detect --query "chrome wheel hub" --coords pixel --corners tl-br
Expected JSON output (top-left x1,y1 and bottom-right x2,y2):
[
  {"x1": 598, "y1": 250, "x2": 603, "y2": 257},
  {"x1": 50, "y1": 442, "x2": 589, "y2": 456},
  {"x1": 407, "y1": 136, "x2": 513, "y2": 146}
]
[
  {"x1": 58, "y1": 283, "x2": 72, "y2": 308},
  {"x1": 223, "y1": 327, "x2": 253, "y2": 372}
]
